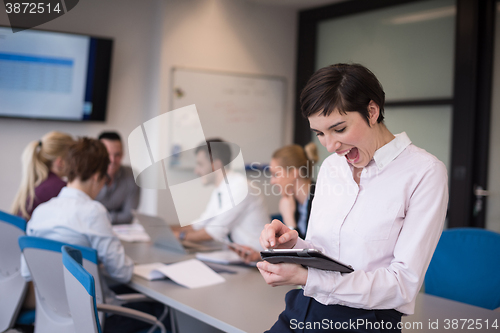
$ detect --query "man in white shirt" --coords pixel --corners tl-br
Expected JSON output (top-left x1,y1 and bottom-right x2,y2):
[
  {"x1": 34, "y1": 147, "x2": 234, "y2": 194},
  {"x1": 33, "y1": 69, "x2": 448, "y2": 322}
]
[{"x1": 173, "y1": 139, "x2": 268, "y2": 251}]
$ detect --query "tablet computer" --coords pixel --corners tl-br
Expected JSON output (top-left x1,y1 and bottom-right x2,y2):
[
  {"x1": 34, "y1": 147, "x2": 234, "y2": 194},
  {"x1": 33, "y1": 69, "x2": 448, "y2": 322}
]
[{"x1": 260, "y1": 249, "x2": 354, "y2": 273}]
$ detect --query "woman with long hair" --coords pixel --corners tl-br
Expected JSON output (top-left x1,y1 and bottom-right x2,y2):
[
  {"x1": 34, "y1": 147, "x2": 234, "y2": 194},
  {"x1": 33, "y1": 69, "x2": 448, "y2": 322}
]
[
  {"x1": 270, "y1": 142, "x2": 319, "y2": 239},
  {"x1": 11, "y1": 131, "x2": 74, "y2": 219},
  {"x1": 231, "y1": 143, "x2": 319, "y2": 263}
]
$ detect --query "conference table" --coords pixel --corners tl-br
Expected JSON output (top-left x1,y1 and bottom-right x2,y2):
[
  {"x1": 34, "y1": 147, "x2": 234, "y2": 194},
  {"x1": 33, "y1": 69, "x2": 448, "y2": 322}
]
[{"x1": 124, "y1": 242, "x2": 500, "y2": 333}]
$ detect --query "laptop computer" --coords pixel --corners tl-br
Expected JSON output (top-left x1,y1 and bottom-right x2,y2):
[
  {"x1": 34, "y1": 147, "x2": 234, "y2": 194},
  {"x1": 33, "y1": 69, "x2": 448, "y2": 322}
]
[{"x1": 133, "y1": 211, "x2": 224, "y2": 254}]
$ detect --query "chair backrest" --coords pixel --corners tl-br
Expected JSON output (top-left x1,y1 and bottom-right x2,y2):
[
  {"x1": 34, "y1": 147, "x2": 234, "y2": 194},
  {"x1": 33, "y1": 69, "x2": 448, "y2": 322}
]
[
  {"x1": 62, "y1": 246, "x2": 102, "y2": 333},
  {"x1": 0, "y1": 210, "x2": 27, "y2": 331},
  {"x1": 425, "y1": 228, "x2": 500, "y2": 310},
  {"x1": 19, "y1": 236, "x2": 102, "y2": 333}
]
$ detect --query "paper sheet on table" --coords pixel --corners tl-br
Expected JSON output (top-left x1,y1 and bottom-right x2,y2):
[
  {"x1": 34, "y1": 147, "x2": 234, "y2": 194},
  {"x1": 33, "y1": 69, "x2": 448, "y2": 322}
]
[
  {"x1": 196, "y1": 250, "x2": 243, "y2": 264},
  {"x1": 134, "y1": 263, "x2": 168, "y2": 280},
  {"x1": 113, "y1": 223, "x2": 150, "y2": 242},
  {"x1": 133, "y1": 259, "x2": 225, "y2": 288}
]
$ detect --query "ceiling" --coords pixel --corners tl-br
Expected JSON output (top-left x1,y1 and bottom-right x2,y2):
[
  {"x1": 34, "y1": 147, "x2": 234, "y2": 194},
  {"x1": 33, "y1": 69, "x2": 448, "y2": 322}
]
[{"x1": 245, "y1": 0, "x2": 346, "y2": 10}]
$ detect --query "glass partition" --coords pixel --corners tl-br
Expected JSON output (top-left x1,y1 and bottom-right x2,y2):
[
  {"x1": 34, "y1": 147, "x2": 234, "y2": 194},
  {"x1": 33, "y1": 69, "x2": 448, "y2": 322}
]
[
  {"x1": 384, "y1": 105, "x2": 452, "y2": 174},
  {"x1": 312, "y1": 0, "x2": 455, "y2": 176},
  {"x1": 316, "y1": 0, "x2": 456, "y2": 101}
]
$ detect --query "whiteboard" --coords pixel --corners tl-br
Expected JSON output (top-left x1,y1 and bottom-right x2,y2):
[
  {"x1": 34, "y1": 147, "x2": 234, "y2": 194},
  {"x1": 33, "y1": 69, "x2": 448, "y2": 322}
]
[{"x1": 171, "y1": 67, "x2": 286, "y2": 165}]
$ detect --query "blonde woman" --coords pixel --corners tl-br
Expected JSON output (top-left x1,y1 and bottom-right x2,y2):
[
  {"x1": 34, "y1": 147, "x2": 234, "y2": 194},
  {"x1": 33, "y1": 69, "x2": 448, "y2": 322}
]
[
  {"x1": 231, "y1": 143, "x2": 318, "y2": 263},
  {"x1": 11, "y1": 131, "x2": 74, "y2": 220},
  {"x1": 270, "y1": 143, "x2": 318, "y2": 239}
]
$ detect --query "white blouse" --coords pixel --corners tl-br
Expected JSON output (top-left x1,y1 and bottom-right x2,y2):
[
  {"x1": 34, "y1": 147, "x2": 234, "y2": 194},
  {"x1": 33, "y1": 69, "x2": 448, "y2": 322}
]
[
  {"x1": 295, "y1": 132, "x2": 448, "y2": 314},
  {"x1": 21, "y1": 187, "x2": 134, "y2": 284}
]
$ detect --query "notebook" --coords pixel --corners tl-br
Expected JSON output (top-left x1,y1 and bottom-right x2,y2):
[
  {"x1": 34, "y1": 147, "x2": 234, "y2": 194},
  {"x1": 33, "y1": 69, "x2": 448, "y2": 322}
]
[{"x1": 133, "y1": 259, "x2": 225, "y2": 288}]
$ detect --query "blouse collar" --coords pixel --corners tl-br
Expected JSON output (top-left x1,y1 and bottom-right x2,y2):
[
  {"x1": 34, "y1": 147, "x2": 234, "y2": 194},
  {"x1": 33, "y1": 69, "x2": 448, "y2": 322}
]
[{"x1": 372, "y1": 132, "x2": 412, "y2": 170}]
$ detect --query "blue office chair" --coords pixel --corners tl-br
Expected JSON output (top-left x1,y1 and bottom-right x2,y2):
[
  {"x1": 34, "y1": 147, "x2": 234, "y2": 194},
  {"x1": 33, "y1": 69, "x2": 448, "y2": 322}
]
[
  {"x1": 425, "y1": 228, "x2": 500, "y2": 310},
  {"x1": 19, "y1": 236, "x2": 104, "y2": 333},
  {"x1": 0, "y1": 210, "x2": 33, "y2": 331},
  {"x1": 62, "y1": 246, "x2": 102, "y2": 333},
  {"x1": 62, "y1": 246, "x2": 166, "y2": 333},
  {"x1": 20, "y1": 236, "x2": 167, "y2": 333}
]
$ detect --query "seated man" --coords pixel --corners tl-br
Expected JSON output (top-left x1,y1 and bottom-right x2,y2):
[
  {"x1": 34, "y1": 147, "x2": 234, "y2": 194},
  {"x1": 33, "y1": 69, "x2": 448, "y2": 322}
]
[
  {"x1": 173, "y1": 139, "x2": 268, "y2": 252},
  {"x1": 96, "y1": 131, "x2": 140, "y2": 225}
]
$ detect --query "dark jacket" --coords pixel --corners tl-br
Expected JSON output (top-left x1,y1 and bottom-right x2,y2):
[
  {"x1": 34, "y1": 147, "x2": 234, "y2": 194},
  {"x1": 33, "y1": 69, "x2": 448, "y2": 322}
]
[{"x1": 294, "y1": 182, "x2": 315, "y2": 239}]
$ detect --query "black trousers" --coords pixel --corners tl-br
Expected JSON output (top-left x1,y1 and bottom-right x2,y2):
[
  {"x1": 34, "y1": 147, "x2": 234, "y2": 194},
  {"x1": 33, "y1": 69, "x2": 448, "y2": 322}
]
[
  {"x1": 266, "y1": 289, "x2": 402, "y2": 333},
  {"x1": 103, "y1": 285, "x2": 170, "y2": 333}
]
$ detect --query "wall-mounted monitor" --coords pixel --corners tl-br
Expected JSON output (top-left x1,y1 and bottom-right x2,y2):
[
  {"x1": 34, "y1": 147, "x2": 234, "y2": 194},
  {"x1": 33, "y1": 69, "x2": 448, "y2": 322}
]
[{"x1": 0, "y1": 26, "x2": 113, "y2": 121}]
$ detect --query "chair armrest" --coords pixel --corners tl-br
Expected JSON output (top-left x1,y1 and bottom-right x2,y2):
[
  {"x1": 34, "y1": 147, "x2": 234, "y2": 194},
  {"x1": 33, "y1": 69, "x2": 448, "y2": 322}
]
[
  {"x1": 114, "y1": 293, "x2": 152, "y2": 303},
  {"x1": 96, "y1": 303, "x2": 166, "y2": 333}
]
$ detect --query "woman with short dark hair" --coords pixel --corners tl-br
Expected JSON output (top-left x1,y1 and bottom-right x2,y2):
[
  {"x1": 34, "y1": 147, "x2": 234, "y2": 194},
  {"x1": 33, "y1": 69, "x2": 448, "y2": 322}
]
[
  {"x1": 22, "y1": 138, "x2": 169, "y2": 332},
  {"x1": 258, "y1": 64, "x2": 449, "y2": 332},
  {"x1": 22, "y1": 137, "x2": 133, "y2": 289}
]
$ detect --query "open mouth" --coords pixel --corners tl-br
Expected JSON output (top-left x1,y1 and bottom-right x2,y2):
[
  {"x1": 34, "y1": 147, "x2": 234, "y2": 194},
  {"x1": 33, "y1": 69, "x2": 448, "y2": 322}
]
[
  {"x1": 346, "y1": 147, "x2": 359, "y2": 164},
  {"x1": 337, "y1": 147, "x2": 360, "y2": 164}
]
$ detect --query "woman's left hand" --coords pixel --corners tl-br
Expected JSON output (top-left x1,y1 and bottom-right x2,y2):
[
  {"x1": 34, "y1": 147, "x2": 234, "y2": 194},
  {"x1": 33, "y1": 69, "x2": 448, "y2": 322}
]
[{"x1": 257, "y1": 261, "x2": 308, "y2": 287}]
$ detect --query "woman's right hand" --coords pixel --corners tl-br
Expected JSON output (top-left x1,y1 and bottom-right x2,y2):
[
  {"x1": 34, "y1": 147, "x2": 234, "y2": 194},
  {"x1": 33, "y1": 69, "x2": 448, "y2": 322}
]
[{"x1": 260, "y1": 219, "x2": 298, "y2": 249}]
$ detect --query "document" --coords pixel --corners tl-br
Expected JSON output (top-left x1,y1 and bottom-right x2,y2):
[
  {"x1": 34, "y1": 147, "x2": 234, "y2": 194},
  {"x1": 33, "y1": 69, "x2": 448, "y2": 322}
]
[
  {"x1": 195, "y1": 250, "x2": 244, "y2": 264},
  {"x1": 133, "y1": 259, "x2": 225, "y2": 288},
  {"x1": 113, "y1": 223, "x2": 150, "y2": 242}
]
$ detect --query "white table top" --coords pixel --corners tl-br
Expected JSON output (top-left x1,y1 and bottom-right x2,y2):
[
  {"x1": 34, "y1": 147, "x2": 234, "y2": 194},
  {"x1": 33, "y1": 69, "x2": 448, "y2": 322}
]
[
  {"x1": 404, "y1": 293, "x2": 500, "y2": 332},
  {"x1": 124, "y1": 241, "x2": 293, "y2": 333},
  {"x1": 124, "y1": 242, "x2": 500, "y2": 333}
]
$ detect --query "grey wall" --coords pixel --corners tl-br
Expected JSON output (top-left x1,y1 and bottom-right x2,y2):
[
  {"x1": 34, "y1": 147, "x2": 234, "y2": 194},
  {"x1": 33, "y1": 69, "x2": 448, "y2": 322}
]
[{"x1": 0, "y1": 0, "x2": 296, "y2": 218}]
